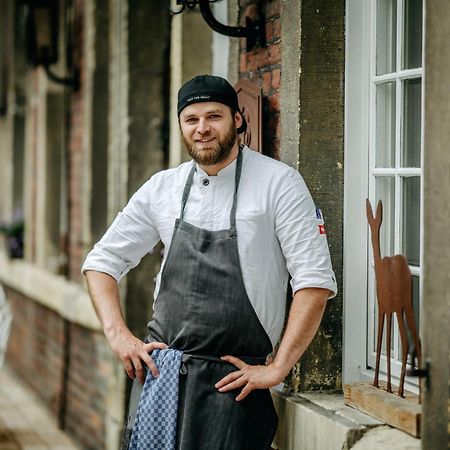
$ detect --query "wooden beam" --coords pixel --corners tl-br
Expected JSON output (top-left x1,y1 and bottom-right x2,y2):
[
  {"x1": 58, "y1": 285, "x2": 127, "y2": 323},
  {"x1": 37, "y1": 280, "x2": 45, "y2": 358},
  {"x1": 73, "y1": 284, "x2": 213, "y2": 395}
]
[{"x1": 344, "y1": 383, "x2": 421, "y2": 437}]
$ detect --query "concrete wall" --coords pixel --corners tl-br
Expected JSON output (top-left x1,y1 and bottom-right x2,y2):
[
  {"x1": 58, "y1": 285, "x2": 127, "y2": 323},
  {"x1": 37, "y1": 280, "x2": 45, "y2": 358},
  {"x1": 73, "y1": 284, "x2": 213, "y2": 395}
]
[
  {"x1": 422, "y1": 1, "x2": 450, "y2": 448},
  {"x1": 288, "y1": 0, "x2": 345, "y2": 392}
]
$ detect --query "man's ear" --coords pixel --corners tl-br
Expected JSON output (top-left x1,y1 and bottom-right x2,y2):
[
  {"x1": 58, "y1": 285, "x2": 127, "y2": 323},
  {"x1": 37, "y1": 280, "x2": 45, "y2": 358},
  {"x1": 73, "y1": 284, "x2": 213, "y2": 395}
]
[{"x1": 234, "y1": 111, "x2": 243, "y2": 129}]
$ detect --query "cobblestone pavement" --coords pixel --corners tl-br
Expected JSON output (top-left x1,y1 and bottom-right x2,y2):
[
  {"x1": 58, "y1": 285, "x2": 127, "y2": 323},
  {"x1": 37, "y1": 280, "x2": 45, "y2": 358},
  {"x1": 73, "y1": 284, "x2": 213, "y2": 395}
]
[{"x1": 0, "y1": 367, "x2": 81, "y2": 450}]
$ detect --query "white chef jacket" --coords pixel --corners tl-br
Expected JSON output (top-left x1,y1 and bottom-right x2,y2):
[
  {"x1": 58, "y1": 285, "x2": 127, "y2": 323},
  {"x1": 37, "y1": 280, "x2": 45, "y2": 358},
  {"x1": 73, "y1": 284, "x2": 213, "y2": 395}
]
[{"x1": 82, "y1": 146, "x2": 337, "y2": 347}]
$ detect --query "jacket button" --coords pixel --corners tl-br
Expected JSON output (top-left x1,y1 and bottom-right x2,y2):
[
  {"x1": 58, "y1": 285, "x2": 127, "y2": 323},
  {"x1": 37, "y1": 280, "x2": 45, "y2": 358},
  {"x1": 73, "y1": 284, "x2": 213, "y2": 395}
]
[{"x1": 202, "y1": 179, "x2": 210, "y2": 186}]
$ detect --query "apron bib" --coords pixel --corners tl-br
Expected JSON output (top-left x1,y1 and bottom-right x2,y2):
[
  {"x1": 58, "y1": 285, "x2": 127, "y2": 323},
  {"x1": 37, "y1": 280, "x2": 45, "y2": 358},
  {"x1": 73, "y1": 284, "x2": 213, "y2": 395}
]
[{"x1": 124, "y1": 149, "x2": 278, "y2": 450}]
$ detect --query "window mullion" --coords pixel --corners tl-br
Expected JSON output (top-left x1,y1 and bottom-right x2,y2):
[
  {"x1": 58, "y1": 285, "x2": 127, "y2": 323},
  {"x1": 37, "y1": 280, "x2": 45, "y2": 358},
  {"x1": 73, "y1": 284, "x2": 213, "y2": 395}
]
[
  {"x1": 397, "y1": 0, "x2": 404, "y2": 71},
  {"x1": 373, "y1": 67, "x2": 422, "y2": 85},
  {"x1": 392, "y1": 0, "x2": 404, "y2": 363},
  {"x1": 394, "y1": 88, "x2": 402, "y2": 258},
  {"x1": 366, "y1": 0, "x2": 378, "y2": 370}
]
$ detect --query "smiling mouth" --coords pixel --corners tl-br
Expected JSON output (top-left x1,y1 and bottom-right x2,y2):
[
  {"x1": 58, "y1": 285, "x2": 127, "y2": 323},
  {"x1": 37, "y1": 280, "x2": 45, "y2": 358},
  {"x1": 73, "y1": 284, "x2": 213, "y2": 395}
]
[{"x1": 196, "y1": 137, "x2": 215, "y2": 143}]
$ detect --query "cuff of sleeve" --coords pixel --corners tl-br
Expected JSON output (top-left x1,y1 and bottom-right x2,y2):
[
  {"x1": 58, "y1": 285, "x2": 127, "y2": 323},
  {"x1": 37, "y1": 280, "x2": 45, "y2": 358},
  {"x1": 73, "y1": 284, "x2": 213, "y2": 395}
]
[
  {"x1": 291, "y1": 279, "x2": 338, "y2": 300},
  {"x1": 81, "y1": 263, "x2": 123, "y2": 284}
]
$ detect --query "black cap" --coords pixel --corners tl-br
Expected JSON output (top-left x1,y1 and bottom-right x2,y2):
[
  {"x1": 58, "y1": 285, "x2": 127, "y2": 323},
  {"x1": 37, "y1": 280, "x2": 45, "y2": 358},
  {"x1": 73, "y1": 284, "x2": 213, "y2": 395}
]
[{"x1": 177, "y1": 75, "x2": 247, "y2": 134}]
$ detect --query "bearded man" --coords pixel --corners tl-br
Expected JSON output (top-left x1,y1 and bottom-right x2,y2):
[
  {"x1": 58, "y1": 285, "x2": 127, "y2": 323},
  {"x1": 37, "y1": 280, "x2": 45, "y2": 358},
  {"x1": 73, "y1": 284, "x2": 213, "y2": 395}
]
[{"x1": 82, "y1": 75, "x2": 337, "y2": 450}]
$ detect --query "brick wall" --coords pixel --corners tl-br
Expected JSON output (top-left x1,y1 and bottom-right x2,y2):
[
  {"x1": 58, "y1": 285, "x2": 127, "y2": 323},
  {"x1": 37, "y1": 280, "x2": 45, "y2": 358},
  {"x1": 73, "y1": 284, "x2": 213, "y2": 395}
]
[
  {"x1": 5, "y1": 287, "x2": 64, "y2": 416},
  {"x1": 65, "y1": 324, "x2": 115, "y2": 450},
  {"x1": 238, "y1": 0, "x2": 282, "y2": 158},
  {"x1": 5, "y1": 287, "x2": 115, "y2": 450}
]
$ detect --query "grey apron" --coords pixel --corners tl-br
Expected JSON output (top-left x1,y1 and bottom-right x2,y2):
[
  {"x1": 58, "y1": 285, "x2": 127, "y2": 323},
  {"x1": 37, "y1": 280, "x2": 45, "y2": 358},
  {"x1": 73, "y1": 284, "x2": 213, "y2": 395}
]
[{"x1": 123, "y1": 149, "x2": 278, "y2": 450}]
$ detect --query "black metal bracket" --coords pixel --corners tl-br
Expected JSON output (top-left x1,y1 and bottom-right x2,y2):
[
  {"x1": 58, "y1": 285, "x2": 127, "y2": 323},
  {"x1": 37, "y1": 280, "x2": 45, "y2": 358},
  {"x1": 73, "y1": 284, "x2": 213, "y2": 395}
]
[
  {"x1": 407, "y1": 352, "x2": 430, "y2": 388},
  {"x1": 44, "y1": 64, "x2": 80, "y2": 91},
  {"x1": 407, "y1": 362, "x2": 430, "y2": 378},
  {"x1": 171, "y1": 0, "x2": 266, "y2": 52}
]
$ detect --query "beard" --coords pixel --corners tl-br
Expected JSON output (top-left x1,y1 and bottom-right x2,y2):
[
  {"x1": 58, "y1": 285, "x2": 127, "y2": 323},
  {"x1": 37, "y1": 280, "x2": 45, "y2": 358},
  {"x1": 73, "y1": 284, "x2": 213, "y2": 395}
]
[{"x1": 183, "y1": 123, "x2": 237, "y2": 166}]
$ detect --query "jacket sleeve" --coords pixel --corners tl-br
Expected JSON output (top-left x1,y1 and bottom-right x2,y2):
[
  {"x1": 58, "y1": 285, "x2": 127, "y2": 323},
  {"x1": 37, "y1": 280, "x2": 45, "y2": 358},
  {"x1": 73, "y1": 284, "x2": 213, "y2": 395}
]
[
  {"x1": 274, "y1": 168, "x2": 337, "y2": 298},
  {"x1": 81, "y1": 179, "x2": 160, "y2": 283}
]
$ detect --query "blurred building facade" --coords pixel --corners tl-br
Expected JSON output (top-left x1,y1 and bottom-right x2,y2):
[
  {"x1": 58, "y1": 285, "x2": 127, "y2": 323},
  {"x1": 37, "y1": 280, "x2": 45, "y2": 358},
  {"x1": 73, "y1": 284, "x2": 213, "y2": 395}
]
[{"x1": 0, "y1": 1, "x2": 448, "y2": 449}]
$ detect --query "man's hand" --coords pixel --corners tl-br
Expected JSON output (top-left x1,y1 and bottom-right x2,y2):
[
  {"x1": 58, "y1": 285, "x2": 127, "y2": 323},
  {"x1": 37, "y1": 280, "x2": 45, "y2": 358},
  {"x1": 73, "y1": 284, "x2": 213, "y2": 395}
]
[
  {"x1": 108, "y1": 329, "x2": 168, "y2": 383},
  {"x1": 84, "y1": 270, "x2": 168, "y2": 384},
  {"x1": 215, "y1": 288, "x2": 330, "y2": 402},
  {"x1": 214, "y1": 356, "x2": 284, "y2": 401}
]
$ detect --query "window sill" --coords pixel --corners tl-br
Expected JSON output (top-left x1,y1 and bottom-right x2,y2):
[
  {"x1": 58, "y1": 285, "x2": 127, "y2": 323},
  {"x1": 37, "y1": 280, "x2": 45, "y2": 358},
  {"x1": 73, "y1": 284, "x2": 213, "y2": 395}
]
[
  {"x1": 0, "y1": 251, "x2": 101, "y2": 331},
  {"x1": 270, "y1": 387, "x2": 421, "y2": 450}
]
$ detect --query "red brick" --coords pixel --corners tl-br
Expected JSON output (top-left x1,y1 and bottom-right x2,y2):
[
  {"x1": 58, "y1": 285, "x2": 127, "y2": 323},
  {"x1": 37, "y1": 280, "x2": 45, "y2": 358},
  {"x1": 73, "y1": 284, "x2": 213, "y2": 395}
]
[
  {"x1": 266, "y1": 18, "x2": 281, "y2": 43},
  {"x1": 267, "y1": 42, "x2": 282, "y2": 65},
  {"x1": 266, "y1": 0, "x2": 282, "y2": 19},
  {"x1": 239, "y1": 52, "x2": 247, "y2": 73},
  {"x1": 272, "y1": 68, "x2": 281, "y2": 90},
  {"x1": 268, "y1": 92, "x2": 280, "y2": 114},
  {"x1": 262, "y1": 71, "x2": 272, "y2": 95},
  {"x1": 245, "y1": 51, "x2": 258, "y2": 72},
  {"x1": 272, "y1": 18, "x2": 282, "y2": 41},
  {"x1": 265, "y1": 21, "x2": 273, "y2": 42},
  {"x1": 243, "y1": 3, "x2": 259, "y2": 22}
]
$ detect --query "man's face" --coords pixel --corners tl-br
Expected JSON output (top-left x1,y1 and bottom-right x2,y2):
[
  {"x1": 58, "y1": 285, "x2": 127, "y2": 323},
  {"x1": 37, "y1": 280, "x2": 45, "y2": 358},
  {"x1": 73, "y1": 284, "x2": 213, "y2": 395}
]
[{"x1": 179, "y1": 102, "x2": 241, "y2": 166}]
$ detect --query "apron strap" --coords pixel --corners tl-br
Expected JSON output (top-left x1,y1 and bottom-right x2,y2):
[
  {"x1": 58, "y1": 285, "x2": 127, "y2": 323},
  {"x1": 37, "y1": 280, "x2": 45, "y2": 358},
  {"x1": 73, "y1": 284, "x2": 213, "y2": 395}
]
[
  {"x1": 179, "y1": 162, "x2": 197, "y2": 220},
  {"x1": 229, "y1": 147, "x2": 243, "y2": 230},
  {"x1": 179, "y1": 146, "x2": 244, "y2": 228}
]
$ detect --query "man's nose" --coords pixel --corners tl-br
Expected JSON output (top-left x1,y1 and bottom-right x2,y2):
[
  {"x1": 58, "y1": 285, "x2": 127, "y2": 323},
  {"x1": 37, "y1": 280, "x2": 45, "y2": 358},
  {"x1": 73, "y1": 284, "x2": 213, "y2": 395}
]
[{"x1": 196, "y1": 118, "x2": 210, "y2": 134}]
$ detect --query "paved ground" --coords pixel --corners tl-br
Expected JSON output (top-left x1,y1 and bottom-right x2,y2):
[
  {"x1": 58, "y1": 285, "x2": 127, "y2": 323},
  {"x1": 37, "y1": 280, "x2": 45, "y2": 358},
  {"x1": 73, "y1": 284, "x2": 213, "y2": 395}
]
[{"x1": 0, "y1": 367, "x2": 81, "y2": 450}]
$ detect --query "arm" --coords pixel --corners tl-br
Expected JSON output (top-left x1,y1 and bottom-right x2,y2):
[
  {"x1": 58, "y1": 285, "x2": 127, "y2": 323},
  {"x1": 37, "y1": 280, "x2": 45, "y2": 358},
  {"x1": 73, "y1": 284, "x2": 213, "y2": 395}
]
[
  {"x1": 85, "y1": 270, "x2": 167, "y2": 383},
  {"x1": 215, "y1": 287, "x2": 329, "y2": 401}
]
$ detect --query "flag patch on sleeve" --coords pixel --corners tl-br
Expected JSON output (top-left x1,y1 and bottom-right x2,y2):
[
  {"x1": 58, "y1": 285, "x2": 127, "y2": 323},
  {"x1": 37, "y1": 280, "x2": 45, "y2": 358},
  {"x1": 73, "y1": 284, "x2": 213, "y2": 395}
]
[{"x1": 316, "y1": 207, "x2": 326, "y2": 235}]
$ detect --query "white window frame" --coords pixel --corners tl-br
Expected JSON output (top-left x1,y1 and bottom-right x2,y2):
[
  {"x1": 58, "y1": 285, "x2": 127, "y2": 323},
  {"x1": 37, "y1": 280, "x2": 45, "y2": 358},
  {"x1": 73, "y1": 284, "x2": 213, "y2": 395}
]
[{"x1": 344, "y1": 0, "x2": 424, "y2": 393}]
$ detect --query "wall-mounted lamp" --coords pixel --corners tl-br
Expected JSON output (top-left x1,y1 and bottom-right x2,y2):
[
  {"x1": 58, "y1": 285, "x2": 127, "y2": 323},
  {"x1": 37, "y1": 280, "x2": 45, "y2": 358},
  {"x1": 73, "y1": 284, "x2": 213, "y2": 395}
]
[
  {"x1": 25, "y1": 0, "x2": 79, "y2": 90},
  {"x1": 171, "y1": 0, "x2": 266, "y2": 51}
]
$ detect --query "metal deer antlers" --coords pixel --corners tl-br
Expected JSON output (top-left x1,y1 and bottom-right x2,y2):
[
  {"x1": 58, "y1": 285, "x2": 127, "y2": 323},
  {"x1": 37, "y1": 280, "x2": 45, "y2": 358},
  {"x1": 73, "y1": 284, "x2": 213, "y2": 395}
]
[{"x1": 366, "y1": 199, "x2": 422, "y2": 398}]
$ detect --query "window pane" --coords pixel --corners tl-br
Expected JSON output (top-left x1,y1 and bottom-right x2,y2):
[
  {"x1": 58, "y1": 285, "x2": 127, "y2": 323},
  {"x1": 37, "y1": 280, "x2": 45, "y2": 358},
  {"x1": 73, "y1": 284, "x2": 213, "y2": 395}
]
[
  {"x1": 403, "y1": 0, "x2": 423, "y2": 69},
  {"x1": 402, "y1": 176, "x2": 420, "y2": 265},
  {"x1": 376, "y1": 82, "x2": 396, "y2": 168},
  {"x1": 402, "y1": 78, "x2": 422, "y2": 167},
  {"x1": 376, "y1": 0, "x2": 397, "y2": 75},
  {"x1": 397, "y1": 275, "x2": 420, "y2": 362},
  {"x1": 375, "y1": 176, "x2": 395, "y2": 257}
]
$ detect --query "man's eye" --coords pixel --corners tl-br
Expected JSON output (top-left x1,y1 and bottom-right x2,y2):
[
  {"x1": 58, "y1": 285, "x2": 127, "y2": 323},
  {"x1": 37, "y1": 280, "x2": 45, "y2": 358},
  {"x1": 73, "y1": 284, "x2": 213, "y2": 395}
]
[
  {"x1": 185, "y1": 118, "x2": 197, "y2": 124},
  {"x1": 209, "y1": 114, "x2": 221, "y2": 119}
]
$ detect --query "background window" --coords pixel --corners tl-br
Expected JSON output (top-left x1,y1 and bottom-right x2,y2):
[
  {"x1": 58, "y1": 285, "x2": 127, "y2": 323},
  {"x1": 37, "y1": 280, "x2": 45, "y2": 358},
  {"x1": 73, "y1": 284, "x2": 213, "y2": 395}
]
[{"x1": 367, "y1": 0, "x2": 423, "y2": 383}]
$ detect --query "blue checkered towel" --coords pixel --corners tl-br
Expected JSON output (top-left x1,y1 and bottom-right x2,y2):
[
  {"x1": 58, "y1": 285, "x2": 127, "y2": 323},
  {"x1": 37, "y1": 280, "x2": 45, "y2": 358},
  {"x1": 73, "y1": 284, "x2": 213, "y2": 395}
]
[{"x1": 129, "y1": 348, "x2": 183, "y2": 450}]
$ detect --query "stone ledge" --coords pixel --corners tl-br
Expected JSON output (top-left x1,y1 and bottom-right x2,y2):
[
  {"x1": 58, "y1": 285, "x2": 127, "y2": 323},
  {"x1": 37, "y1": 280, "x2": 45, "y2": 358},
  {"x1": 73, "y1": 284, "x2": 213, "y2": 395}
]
[
  {"x1": 270, "y1": 388, "x2": 421, "y2": 450},
  {"x1": 0, "y1": 252, "x2": 100, "y2": 331}
]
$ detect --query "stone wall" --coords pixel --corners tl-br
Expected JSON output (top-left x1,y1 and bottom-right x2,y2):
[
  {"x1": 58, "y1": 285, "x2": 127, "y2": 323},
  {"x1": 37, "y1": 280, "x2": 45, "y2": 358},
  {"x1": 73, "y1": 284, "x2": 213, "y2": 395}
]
[
  {"x1": 290, "y1": 0, "x2": 345, "y2": 392},
  {"x1": 5, "y1": 287, "x2": 115, "y2": 450}
]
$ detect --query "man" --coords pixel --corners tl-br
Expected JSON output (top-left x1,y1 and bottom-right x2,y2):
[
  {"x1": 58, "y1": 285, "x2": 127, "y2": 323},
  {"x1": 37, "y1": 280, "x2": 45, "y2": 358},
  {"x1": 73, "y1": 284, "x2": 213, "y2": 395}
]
[{"x1": 83, "y1": 75, "x2": 337, "y2": 450}]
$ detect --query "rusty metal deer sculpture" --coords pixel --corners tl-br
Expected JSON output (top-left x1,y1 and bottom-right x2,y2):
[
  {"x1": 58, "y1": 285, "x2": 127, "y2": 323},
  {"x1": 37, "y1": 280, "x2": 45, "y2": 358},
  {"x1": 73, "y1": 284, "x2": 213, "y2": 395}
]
[{"x1": 366, "y1": 199, "x2": 422, "y2": 398}]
